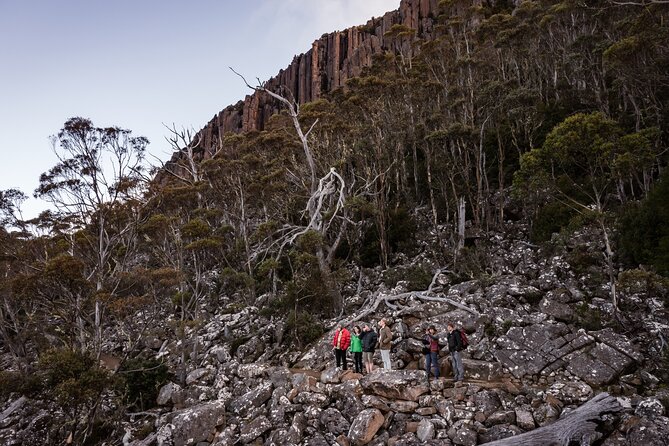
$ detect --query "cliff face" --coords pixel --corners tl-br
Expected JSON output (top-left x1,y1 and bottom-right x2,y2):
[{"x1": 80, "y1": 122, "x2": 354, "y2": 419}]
[{"x1": 194, "y1": 0, "x2": 440, "y2": 159}]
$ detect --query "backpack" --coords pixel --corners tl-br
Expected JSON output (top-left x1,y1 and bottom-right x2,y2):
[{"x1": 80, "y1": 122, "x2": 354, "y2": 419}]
[{"x1": 458, "y1": 329, "x2": 469, "y2": 350}]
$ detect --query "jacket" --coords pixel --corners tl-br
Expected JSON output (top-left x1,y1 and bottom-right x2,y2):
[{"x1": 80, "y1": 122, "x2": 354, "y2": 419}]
[
  {"x1": 424, "y1": 334, "x2": 440, "y2": 352},
  {"x1": 447, "y1": 329, "x2": 463, "y2": 353},
  {"x1": 360, "y1": 330, "x2": 378, "y2": 352},
  {"x1": 350, "y1": 334, "x2": 363, "y2": 353},
  {"x1": 332, "y1": 328, "x2": 351, "y2": 350},
  {"x1": 379, "y1": 326, "x2": 392, "y2": 350}
]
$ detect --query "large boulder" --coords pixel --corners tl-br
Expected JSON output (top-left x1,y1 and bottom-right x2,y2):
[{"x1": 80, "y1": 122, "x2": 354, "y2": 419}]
[
  {"x1": 348, "y1": 408, "x2": 384, "y2": 446},
  {"x1": 239, "y1": 415, "x2": 272, "y2": 444},
  {"x1": 228, "y1": 382, "x2": 273, "y2": 416},
  {"x1": 359, "y1": 370, "x2": 429, "y2": 401},
  {"x1": 169, "y1": 400, "x2": 226, "y2": 446}
]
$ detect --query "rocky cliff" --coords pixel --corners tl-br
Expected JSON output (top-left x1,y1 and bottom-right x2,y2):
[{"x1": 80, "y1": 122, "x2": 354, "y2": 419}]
[{"x1": 190, "y1": 0, "x2": 442, "y2": 160}]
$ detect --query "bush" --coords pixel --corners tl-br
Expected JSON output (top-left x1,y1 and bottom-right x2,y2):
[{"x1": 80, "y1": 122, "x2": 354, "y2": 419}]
[
  {"x1": 575, "y1": 302, "x2": 602, "y2": 331},
  {"x1": 0, "y1": 370, "x2": 41, "y2": 397},
  {"x1": 36, "y1": 348, "x2": 113, "y2": 433},
  {"x1": 285, "y1": 311, "x2": 324, "y2": 348},
  {"x1": 531, "y1": 202, "x2": 576, "y2": 243},
  {"x1": 118, "y1": 358, "x2": 169, "y2": 411},
  {"x1": 382, "y1": 264, "x2": 433, "y2": 291},
  {"x1": 619, "y1": 173, "x2": 669, "y2": 276}
]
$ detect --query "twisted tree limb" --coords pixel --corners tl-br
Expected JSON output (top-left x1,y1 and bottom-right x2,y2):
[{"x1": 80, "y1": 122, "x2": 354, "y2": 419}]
[{"x1": 485, "y1": 392, "x2": 622, "y2": 446}]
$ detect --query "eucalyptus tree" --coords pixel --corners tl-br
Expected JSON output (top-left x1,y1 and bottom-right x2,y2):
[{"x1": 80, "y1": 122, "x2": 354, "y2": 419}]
[
  {"x1": 35, "y1": 117, "x2": 148, "y2": 352},
  {"x1": 515, "y1": 112, "x2": 665, "y2": 312}
]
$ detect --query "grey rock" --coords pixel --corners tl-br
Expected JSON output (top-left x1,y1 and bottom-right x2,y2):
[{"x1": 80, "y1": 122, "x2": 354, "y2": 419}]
[
  {"x1": 478, "y1": 424, "x2": 523, "y2": 443},
  {"x1": 170, "y1": 400, "x2": 226, "y2": 446},
  {"x1": 319, "y1": 407, "x2": 350, "y2": 436},
  {"x1": 636, "y1": 398, "x2": 665, "y2": 418},
  {"x1": 185, "y1": 368, "x2": 210, "y2": 386},
  {"x1": 229, "y1": 382, "x2": 273, "y2": 416},
  {"x1": 485, "y1": 410, "x2": 516, "y2": 427},
  {"x1": 515, "y1": 407, "x2": 535, "y2": 430},
  {"x1": 359, "y1": 370, "x2": 429, "y2": 401},
  {"x1": 416, "y1": 419, "x2": 435, "y2": 441},
  {"x1": 239, "y1": 415, "x2": 271, "y2": 444},
  {"x1": 447, "y1": 420, "x2": 477, "y2": 446}
]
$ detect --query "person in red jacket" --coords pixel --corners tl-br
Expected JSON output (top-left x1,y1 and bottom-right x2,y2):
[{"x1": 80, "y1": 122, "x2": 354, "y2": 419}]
[{"x1": 332, "y1": 322, "x2": 351, "y2": 370}]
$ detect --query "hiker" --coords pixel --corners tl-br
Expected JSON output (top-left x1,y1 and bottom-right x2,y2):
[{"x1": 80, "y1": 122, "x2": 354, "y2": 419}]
[
  {"x1": 360, "y1": 323, "x2": 378, "y2": 374},
  {"x1": 423, "y1": 325, "x2": 440, "y2": 378},
  {"x1": 446, "y1": 322, "x2": 465, "y2": 382},
  {"x1": 332, "y1": 322, "x2": 351, "y2": 370},
  {"x1": 378, "y1": 318, "x2": 393, "y2": 370},
  {"x1": 350, "y1": 326, "x2": 363, "y2": 374}
]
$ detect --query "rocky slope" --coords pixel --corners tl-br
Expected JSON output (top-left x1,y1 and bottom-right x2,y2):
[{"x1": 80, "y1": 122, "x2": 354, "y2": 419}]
[{"x1": 3, "y1": 220, "x2": 668, "y2": 445}]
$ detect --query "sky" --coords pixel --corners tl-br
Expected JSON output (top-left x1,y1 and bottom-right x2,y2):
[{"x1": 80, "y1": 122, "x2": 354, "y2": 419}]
[{"x1": 0, "y1": 0, "x2": 399, "y2": 219}]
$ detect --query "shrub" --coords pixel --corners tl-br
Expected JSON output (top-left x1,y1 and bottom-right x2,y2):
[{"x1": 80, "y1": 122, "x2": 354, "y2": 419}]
[
  {"x1": 285, "y1": 311, "x2": 324, "y2": 348},
  {"x1": 619, "y1": 174, "x2": 669, "y2": 276},
  {"x1": 37, "y1": 348, "x2": 113, "y2": 429},
  {"x1": 382, "y1": 264, "x2": 433, "y2": 290},
  {"x1": 531, "y1": 202, "x2": 575, "y2": 243},
  {"x1": 575, "y1": 302, "x2": 602, "y2": 331},
  {"x1": 118, "y1": 357, "x2": 169, "y2": 411}
]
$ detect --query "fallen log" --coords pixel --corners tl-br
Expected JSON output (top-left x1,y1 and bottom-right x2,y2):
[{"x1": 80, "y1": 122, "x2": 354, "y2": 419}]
[{"x1": 484, "y1": 392, "x2": 622, "y2": 445}]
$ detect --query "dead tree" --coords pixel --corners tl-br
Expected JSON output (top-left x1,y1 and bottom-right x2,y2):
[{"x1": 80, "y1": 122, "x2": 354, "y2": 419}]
[
  {"x1": 485, "y1": 392, "x2": 622, "y2": 446},
  {"x1": 230, "y1": 68, "x2": 349, "y2": 314}
]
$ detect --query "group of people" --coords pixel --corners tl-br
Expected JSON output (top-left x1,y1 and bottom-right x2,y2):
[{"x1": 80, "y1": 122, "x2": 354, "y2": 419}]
[
  {"x1": 332, "y1": 319, "x2": 466, "y2": 382},
  {"x1": 332, "y1": 318, "x2": 392, "y2": 374}
]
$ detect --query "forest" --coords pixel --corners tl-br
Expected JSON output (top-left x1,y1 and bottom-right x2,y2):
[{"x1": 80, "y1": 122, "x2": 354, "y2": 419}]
[{"x1": 1, "y1": 0, "x2": 669, "y2": 443}]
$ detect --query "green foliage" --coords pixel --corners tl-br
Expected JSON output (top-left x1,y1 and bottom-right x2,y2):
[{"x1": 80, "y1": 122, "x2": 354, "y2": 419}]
[
  {"x1": 285, "y1": 311, "x2": 325, "y2": 348},
  {"x1": 501, "y1": 320, "x2": 513, "y2": 333},
  {"x1": 38, "y1": 348, "x2": 113, "y2": 417},
  {"x1": 619, "y1": 174, "x2": 669, "y2": 276},
  {"x1": 531, "y1": 202, "x2": 576, "y2": 243},
  {"x1": 118, "y1": 358, "x2": 169, "y2": 411},
  {"x1": 618, "y1": 269, "x2": 669, "y2": 308},
  {"x1": 382, "y1": 265, "x2": 433, "y2": 291},
  {"x1": 567, "y1": 246, "x2": 601, "y2": 277},
  {"x1": 575, "y1": 302, "x2": 602, "y2": 331},
  {"x1": 0, "y1": 370, "x2": 42, "y2": 397}
]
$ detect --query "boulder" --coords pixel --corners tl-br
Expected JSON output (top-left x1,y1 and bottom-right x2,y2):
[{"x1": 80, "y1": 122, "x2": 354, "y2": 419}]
[
  {"x1": 348, "y1": 408, "x2": 384, "y2": 446},
  {"x1": 416, "y1": 419, "x2": 435, "y2": 441},
  {"x1": 320, "y1": 407, "x2": 350, "y2": 436},
  {"x1": 239, "y1": 415, "x2": 272, "y2": 444},
  {"x1": 229, "y1": 382, "x2": 273, "y2": 416},
  {"x1": 170, "y1": 400, "x2": 226, "y2": 446},
  {"x1": 447, "y1": 420, "x2": 477, "y2": 446},
  {"x1": 321, "y1": 367, "x2": 343, "y2": 384},
  {"x1": 359, "y1": 370, "x2": 429, "y2": 401},
  {"x1": 157, "y1": 382, "x2": 183, "y2": 406}
]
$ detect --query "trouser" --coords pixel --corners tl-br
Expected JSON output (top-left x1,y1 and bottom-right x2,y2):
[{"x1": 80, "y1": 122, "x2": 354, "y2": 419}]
[
  {"x1": 426, "y1": 351, "x2": 439, "y2": 378},
  {"x1": 353, "y1": 352, "x2": 363, "y2": 373},
  {"x1": 451, "y1": 350, "x2": 464, "y2": 381},
  {"x1": 380, "y1": 349, "x2": 391, "y2": 370},
  {"x1": 334, "y1": 348, "x2": 347, "y2": 370}
]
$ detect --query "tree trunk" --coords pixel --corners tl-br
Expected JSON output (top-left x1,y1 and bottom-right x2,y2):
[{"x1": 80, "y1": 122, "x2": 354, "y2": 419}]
[
  {"x1": 457, "y1": 197, "x2": 466, "y2": 253},
  {"x1": 485, "y1": 393, "x2": 622, "y2": 446}
]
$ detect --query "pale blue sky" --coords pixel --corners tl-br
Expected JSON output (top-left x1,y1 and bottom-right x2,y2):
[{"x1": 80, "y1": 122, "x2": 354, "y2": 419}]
[{"x1": 0, "y1": 0, "x2": 399, "y2": 218}]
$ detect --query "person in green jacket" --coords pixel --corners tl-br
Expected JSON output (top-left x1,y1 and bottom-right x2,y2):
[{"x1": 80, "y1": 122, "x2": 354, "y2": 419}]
[{"x1": 349, "y1": 326, "x2": 363, "y2": 374}]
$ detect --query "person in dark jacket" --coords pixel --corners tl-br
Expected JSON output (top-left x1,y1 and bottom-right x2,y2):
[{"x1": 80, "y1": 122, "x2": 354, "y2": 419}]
[
  {"x1": 423, "y1": 325, "x2": 440, "y2": 378},
  {"x1": 446, "y1": 323, "x2": 465, "y2": 382},
  {"x1": 360, "y1": 323, "x2": 378, "y2": 374}
]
